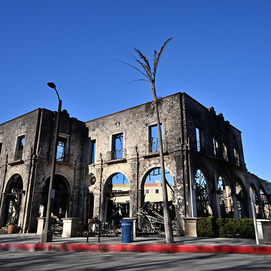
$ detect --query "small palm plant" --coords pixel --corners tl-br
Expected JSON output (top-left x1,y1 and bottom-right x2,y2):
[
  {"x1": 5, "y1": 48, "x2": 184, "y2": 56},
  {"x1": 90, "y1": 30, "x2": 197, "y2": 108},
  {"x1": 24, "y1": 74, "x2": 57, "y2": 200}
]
[{"x1": 119, "y1": 38, "x2": 174, "y2": 243}]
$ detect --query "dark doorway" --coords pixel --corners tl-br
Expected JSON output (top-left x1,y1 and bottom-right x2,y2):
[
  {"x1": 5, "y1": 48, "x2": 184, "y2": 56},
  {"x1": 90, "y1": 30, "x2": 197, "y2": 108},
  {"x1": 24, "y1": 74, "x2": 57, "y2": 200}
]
[{"x1": 3, "y1": 175, "x2": 23, "y2": 226}]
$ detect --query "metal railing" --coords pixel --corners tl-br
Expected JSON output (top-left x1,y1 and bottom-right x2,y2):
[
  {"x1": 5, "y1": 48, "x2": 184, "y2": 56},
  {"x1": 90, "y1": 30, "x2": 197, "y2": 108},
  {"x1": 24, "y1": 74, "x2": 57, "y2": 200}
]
[
  {"x1": 14, "y1": 150, "x2": 23, "y2": 161},
  {"x1": 148, "y1": 138, "x2": 167, "y2": 153},
  {"x1": 108, "y1": 148, "x2": 126, "y2": 161}
]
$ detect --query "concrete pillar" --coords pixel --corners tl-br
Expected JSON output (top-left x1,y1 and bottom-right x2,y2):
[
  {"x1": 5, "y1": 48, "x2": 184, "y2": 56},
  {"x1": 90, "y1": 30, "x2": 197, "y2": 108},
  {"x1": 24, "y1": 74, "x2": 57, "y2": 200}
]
[
  {"x1": 36, "y1": 217, "x2": 46, "y2": 235},
  {"x1": 62, "y1": 217, "x2": 81, "y2": 238},
  {"x1": 184, "y1": 217, "x2": 197, "y2": 237}
]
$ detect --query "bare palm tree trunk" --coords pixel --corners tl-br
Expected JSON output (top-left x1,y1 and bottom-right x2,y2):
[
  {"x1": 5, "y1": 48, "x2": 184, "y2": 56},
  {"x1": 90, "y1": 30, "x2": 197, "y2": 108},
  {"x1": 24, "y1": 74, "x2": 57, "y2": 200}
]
[{"x1": 152, "y1": 85, "x2": 173, "y2": 243}]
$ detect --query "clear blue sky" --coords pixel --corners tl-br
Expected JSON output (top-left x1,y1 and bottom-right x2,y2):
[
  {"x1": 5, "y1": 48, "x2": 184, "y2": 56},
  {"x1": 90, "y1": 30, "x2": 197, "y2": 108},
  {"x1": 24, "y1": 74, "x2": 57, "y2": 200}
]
[{"x1": 1, "y1": 1, "x2": 270, "y2": 181}]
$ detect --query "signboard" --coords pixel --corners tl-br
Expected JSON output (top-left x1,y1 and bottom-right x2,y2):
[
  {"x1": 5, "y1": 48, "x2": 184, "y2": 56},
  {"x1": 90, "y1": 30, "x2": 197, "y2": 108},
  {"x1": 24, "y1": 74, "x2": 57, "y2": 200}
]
[{"x1": 50, "y1": 189, "x2": 55, "y2": 199}]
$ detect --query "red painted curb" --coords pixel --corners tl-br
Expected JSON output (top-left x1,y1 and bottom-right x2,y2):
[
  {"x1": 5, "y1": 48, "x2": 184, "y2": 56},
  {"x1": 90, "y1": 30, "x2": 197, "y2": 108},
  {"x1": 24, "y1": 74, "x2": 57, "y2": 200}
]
[
  {"x1": 234, "y1": 245, "x2": 258, "y2": 254},
  {"x1": 212, "y1": 245, "x2": 236, "y2": 254},
  {"x1": 1, "y1": 243, "x2": 271, "y2": 255}
]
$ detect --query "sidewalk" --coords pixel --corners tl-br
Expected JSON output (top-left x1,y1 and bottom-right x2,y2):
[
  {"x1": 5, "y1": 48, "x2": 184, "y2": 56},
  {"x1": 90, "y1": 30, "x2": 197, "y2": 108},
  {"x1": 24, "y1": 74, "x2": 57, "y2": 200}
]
[{"x1": 0, "y1": 234, "x2": 270, "y2": 254}]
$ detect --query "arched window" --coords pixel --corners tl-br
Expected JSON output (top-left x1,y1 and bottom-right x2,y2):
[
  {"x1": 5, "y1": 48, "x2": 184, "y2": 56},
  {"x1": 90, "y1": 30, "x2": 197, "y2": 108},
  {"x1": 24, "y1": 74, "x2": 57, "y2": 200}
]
[
  {"x1": 260, "y1": 188, "x2": 270, "y2": 219},
  {"x1": 195, "y1": 169, "x2": 212, "y2": 217},
  {"x1": 250, "y1": 185, "x2": 259, "y2": 217},
  {"x1": 218, "y1": 176, "x2": 233, "y2": 218},
  {"x1": 236, "y1": 181, "x2": 248, "y2": 218}
]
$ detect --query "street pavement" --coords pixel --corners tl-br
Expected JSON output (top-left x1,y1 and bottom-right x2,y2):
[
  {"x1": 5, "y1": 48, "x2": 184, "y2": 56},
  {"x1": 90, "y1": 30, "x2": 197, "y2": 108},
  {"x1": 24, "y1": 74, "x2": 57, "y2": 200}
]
[
  {"x1": 0, "y1": 233, "x2": 270, "y2": 255},
  {"x1": 2, "y1": 251, "x2": 271, "y2": 271}
]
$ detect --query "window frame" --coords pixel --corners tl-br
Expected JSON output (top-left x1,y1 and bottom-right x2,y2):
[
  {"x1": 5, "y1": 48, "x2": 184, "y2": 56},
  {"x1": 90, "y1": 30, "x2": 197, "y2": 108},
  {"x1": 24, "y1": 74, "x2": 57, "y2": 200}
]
[
  {"x1": 14, "y1": 135, "x2": 25, "y2": 161},
  {"x1": 148, "y1": 123, "x2": 163, "y2": 153},
  {"x1": 56, "y1": 134, "x2": 70, "y2": 163},
  {"x1": 90, "y1": 139, "x2": 96, "y2": 164},
  {"x1": 112, "y1": 133, "x2": 124, "y2": 160}
]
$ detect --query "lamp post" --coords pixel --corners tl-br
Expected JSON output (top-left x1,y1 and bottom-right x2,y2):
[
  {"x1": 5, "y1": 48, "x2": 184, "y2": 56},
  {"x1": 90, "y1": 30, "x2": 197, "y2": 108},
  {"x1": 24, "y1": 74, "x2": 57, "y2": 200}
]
[{"x1": 41, "y1": 82, "x2": 62, "y2": 243}]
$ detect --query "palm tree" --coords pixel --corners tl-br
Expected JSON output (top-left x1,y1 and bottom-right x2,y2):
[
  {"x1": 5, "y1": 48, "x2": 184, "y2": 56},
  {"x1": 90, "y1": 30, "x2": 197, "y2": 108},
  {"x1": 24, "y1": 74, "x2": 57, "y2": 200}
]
[{"x1": 120, "y1": 38, "x2": 173, "y2": 243}]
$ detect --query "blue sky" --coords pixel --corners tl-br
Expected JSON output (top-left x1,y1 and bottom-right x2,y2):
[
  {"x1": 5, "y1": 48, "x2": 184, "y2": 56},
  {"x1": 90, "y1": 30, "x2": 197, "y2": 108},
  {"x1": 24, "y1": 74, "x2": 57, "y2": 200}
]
[{"x1": 0, "y1": 1, "x2": 270, "y2": 181}]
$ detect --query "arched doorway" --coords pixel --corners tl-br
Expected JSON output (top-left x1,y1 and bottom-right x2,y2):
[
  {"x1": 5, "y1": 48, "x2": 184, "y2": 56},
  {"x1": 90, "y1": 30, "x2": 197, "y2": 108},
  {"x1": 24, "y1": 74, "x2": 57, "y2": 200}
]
[
  {"x1": 194, "y1": 169, "x2": 212, "y2": 217},
  {"x1": 2, "y1": 174, "x2": 23, "y2": 227},
  {"x1": 85, "y1": 174, "x2": 96, "y2": 222},
  {"x1": 236, "y1": 180, "x2": 248, "y2": 218},
  {"x1": 139, "y1": 167, "x2": 176, "y2": 235},
  {"x1": 103, "y1": 173, "x2": 130, "y2": 224},
  {"x1": 218, "y1": 176, "x2": 233, "y2": 218},
  {"x1": 40, "y1": 175, "x2": 70, "y2": 222},
  {"x1": 250, "y1": 184, "x2": 259, "y2": 218},
  {"x1": 260, "y1": 187, "x2": 270, "y2": 219}
]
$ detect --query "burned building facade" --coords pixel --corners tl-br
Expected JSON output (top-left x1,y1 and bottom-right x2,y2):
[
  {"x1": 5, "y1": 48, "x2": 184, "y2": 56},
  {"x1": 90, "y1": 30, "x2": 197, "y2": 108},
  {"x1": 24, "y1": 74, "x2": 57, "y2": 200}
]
[
  {"x1": 0, "y1": 109, "x2": 88, "y2": 232},
  {"x1": 0, "y1": 92, "x2": 270, "y2": 233}
]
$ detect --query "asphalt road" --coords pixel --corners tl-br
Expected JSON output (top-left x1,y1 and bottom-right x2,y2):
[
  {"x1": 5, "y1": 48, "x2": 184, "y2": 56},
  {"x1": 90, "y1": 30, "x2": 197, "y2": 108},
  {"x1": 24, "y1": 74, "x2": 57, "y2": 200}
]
[{"x1": 1, "y1": 251, "x2": 271, "y2": 270}]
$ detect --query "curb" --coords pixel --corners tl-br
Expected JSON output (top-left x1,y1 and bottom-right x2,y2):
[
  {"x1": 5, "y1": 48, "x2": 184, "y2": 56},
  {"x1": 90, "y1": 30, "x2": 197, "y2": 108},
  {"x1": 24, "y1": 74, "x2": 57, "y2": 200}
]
[{"x1": 1, "y1": 243, "x2": 271, "y2": 254}]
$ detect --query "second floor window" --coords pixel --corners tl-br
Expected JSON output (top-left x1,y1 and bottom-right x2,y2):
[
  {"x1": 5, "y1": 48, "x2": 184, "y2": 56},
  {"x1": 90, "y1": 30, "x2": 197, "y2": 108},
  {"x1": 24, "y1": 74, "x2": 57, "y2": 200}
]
[
  {"x1": 213, "y1": 137, "x2": 218, "y2": 157},
  {"x1": 112, "y1": 133, "x2": 123, "y2": 159},
  {"x1": 149, "y1": 124, "x2": 163, "y2": 153},
  {"x1": 15, "y1": 135, "x2": 25, "y2": 160},
  {"x1": 56, "y1": 137, "x2": 66, "y2": 162},
  {"x1": 223, "y1": 142, "x2": 228, "y2": 161},
  {"x1": 196, "y1": 128, "x2": 201, "y2": 152},
  {"x1": 234, "y1": 147, "x2": 240, "y2": 166},
  {"x1": 90, "y1": 139, "x2": 96, "y2": 164}
]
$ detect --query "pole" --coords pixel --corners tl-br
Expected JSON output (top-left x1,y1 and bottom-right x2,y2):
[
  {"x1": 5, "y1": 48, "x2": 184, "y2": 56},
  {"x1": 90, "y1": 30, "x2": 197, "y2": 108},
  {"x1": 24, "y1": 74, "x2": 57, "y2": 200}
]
[
  {"x1": 152, "y1": 85, "x2": 173, "y2": 244},
  {"x1": 41, "y1": 95, "x2": 62, "y2": 243},
  {"x1": 98, "y1": 153, "x2": 103, "y2": 243},
  {"x1": 250, "y1": 192, "x2": 259, "y2": 245}
]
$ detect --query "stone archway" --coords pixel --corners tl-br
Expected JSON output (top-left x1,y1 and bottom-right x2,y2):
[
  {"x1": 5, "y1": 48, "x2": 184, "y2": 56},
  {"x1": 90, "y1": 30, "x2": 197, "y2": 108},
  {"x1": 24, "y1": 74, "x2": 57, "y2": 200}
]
[
  {"x1": 85, "y1": 173, "x2": 96, "y2": 223},
  {"x1": 236, "y1": 180, "x2": 248, "y2": 218},
  {"x1": 139, "y1": 167, "x2": 176, "y2": 235},
  {"x1": 1, "y1": 174, "x2": 24, "y2": 228},
  {"x1": 218, "y1": 175, "x2": 233, "y2": 218},
  {"x1": 194, "y1": 169, "x2": 213, "y2": 217},
  {"x1": 250, "y1": 184, "x2": 259, "y2": 218},
  {"x1": 40, "y1": 175, "x2": 70, "y2": 220},
  {"x1": 102, "y1": 173, "x2": 130, "y2": 224},
  {"x1": 141, "y1": 167, "x2": 175, "y2": 207},
  {"x1": 260, "y1": 187, "x2": 270, "y2": 219}
]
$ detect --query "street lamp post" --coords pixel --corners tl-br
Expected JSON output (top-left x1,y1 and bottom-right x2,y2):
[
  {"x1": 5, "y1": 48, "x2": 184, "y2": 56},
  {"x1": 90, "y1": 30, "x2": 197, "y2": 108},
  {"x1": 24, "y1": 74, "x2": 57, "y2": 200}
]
[{"x1": 41, "y1": 82, "x2": 62, "y2": 243}]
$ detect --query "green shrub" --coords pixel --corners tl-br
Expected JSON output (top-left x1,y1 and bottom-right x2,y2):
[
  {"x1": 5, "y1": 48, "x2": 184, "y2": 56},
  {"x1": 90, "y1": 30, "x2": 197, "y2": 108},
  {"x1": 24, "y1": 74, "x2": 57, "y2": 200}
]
[{"x1": 197, "y1": 217, "x2": 255, "y2": 239}]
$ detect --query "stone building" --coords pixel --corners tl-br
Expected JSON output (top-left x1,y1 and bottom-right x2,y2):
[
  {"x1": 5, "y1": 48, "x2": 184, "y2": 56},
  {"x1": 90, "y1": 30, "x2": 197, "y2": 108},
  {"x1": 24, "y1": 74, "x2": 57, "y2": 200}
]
[
  {"x1": 0, "y1": 108, "x2": 88, "y2": 232},
  {"x1": 0, "y1": 92, "x2": 270, "y2": 233}
]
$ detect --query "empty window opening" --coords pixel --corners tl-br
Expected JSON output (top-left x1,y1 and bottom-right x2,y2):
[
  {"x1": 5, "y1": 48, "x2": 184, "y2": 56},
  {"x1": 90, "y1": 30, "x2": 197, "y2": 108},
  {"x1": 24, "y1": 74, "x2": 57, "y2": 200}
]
[
  {"x1": 90, "y1": 140, "x2": 96, "y2": 164},
  {"x1": 213, "y1": 137, "x2": 218, "y2": 157},
  {"x1": 56, "y1": 138, "x2": 66, "y2": 162},
  {"x1": 112, "y1": 133, "x2": 123, "y2": 159},
  {"x1": 0, "y1": 142, "x2": 2, "y2": 155},
  {"x1": 234, "y1": 147, "x2": 240, "y2": 166},
  {"x1": 15, "y1": 136, "x2": 25, "y2": 160},
  {"x1": 149, "y1": 124, "x2": 163, "y2": 153},
  {"x1": 196, "y1": 128, "x2": 201, "y2": 152},
  {"x1": 223, "y1": 142, "x2": 228, "y2": 161}
]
